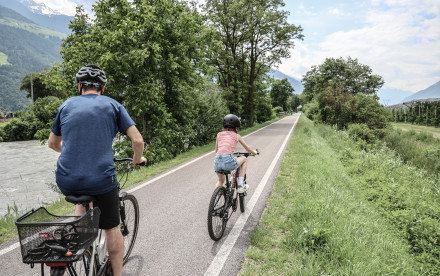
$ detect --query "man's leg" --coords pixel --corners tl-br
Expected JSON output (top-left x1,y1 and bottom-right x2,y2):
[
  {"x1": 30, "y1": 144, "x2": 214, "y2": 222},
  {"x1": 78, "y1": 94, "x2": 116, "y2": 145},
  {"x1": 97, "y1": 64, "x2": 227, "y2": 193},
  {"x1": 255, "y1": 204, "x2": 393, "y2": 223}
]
[{"x1": 105, "y1": 225, "x2": 124, "y2": 276}]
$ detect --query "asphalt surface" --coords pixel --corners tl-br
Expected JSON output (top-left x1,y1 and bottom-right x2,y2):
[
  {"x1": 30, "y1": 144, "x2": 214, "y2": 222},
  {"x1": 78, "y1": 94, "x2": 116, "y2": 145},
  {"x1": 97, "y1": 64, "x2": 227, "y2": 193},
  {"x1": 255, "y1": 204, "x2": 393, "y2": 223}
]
[{"x1": 0, "y1": 113, "x2": 300, "y2": 276}]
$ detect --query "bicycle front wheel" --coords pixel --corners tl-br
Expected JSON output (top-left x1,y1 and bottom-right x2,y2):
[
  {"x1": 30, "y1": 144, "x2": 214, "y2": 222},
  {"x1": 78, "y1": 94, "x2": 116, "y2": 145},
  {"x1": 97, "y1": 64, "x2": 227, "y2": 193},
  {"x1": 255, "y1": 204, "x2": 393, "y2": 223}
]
[
  {"x1": 207, "y1": 186, "x2": 227, "y2": 241},
  {"x1": 239, "y1": 194, "x2": 245, "y2": 213},
  {"x1": 120, "y1": 193, "x2": 139, "y2": 263}
]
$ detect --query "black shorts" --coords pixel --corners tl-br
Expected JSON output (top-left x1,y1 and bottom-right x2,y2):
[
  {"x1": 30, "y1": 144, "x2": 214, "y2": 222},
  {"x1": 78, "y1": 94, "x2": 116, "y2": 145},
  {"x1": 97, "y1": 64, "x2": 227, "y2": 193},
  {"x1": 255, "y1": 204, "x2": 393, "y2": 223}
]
[{"x1": 94, "y1": 186, "x2": 120, "y2": 230}]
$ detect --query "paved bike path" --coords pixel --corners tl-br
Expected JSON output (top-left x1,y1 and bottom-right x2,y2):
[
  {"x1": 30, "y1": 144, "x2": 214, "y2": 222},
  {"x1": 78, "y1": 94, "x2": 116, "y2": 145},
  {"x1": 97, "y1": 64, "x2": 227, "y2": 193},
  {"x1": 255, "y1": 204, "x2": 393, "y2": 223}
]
[{"x1": 0, "y1": 113, "x2": 300, "y2": 275}]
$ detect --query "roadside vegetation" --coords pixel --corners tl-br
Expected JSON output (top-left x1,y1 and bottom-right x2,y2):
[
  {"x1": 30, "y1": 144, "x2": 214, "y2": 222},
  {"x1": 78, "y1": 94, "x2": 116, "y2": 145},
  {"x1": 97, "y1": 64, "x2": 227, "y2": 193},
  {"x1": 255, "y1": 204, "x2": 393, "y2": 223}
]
[
  {"x1": 241, "y1": 115, "x2": 439, "y2": 275},
  {"x1": 383, "y1": 125, "x2": 440, "y2": 176},
  {"x1": 392, "y1": 122, "x2": 440, "y2": 139}
]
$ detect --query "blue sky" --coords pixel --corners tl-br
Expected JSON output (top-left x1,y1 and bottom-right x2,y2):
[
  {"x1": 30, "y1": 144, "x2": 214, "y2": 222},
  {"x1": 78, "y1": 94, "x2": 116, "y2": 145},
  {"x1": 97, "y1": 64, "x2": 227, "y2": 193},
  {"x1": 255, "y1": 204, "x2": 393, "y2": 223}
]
[{"x1": 37, "y1": 0, "x2": 440, "y2": 93}]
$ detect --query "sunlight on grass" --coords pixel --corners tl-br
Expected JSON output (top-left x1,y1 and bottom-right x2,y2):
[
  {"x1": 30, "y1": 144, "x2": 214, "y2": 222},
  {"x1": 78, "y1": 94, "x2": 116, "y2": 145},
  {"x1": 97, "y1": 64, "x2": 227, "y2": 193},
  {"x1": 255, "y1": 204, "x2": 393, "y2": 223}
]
[{"x1": 392, "y1": 122, "x2": 440, "y2": 139}]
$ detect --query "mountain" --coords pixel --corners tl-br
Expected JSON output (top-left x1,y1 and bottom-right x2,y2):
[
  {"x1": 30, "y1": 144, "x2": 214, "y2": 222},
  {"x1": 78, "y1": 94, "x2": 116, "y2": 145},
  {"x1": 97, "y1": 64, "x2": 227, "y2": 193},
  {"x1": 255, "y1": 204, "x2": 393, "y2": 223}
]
[
  {"x1": 0, "y1": 5, "x2": 65, "y2": 112},
  {"x1": 377, "y1": 88, "x2": 414, "y2": 106},
  {"x1": 402, "y1": 81, "x2": 440, "y2": 103},
  {"x1": 0, "y1": 0, "x2": 73, "y2": 34},
  {"x1": 269, "y1": 69, "x2": 303, "y2": 94}
]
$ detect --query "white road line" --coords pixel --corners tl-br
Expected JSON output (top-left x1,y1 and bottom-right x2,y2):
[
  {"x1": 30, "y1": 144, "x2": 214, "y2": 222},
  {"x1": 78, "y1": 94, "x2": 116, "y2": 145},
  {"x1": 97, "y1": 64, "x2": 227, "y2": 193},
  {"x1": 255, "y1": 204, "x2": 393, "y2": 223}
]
[
  {"x1": 204, "y1": 114, "x2": 299, "y2": 276},
  {"x1": 0, "y1": 118, "x2": 281, "y2": 257},
  {"x1": 0, "y1": 241, "x2": 20, "y2": 256}
]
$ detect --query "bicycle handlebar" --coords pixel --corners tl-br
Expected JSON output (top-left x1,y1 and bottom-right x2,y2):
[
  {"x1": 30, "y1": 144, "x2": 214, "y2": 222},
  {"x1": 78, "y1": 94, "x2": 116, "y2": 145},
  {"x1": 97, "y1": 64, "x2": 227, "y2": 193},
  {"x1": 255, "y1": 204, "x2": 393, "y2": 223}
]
[
  {"x1": 114, "y1": 158, "x2": 147, "y2": 166},
  {"x1": 234, "y1": 148, "x2": 259, "y2": 157}
]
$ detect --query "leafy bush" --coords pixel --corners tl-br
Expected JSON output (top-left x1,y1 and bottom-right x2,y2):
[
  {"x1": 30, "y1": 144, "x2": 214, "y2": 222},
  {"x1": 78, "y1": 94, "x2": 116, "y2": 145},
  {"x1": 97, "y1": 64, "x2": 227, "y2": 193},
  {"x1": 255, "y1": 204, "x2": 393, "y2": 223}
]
[
  {"x1": 272, "y1": 106, "x2": 283, "y2": 115},
  {"x1": 0, "y1": 96, "x2": 62, "y2": 142}
]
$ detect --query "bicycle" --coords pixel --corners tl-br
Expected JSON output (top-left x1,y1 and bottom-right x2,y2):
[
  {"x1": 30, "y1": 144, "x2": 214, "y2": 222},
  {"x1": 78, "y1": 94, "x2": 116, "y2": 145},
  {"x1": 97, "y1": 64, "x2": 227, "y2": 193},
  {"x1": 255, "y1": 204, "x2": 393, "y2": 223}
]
[
  {"x1": 207, "y1": 150, "x2": 259, "y2": 241},
  {"x1": 15, "y1": 158, "x2": 143, "y2": 276}
]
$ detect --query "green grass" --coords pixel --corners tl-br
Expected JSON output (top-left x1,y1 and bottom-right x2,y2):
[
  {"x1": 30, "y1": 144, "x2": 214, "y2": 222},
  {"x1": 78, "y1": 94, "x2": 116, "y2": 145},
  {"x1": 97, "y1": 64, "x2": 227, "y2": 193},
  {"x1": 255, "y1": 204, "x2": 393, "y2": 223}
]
[
  {"x1": 385, "y1": 124, "x2": 440, "y2": 175},
  {"x1": 0, "y1": 117, "x2": 280, "y2": 245},
  {"x1": 392, "y1": 122, "x2": 440, "y2": 139},
  {"x1": 240, "y1": 116, "x2": 428, "y2": 275},
  {"x1": 0, "y1": 52, "x2": 10, "y2": 66}
]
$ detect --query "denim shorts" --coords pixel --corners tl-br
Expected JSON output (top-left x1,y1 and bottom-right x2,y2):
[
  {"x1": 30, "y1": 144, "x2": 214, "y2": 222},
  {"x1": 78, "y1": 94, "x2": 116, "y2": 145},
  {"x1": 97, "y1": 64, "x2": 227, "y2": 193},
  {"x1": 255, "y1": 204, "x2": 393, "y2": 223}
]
[{"x1": 214, "y1": 154, "x2": 239, "y2": 173}]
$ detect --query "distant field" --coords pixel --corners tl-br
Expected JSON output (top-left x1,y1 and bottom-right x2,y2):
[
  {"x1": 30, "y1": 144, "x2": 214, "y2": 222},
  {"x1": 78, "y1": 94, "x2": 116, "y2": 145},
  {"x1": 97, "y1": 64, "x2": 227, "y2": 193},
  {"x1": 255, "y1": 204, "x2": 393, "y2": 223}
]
[
  {"x1": 0, "y1": 52, "x2": 10, "y2": 65},
  {"x1": 0, "y1": 18, "x2": 66, "y2": 39},
  {"x1": 391, "y1": 122, "x2": 440, "y2": 139}
]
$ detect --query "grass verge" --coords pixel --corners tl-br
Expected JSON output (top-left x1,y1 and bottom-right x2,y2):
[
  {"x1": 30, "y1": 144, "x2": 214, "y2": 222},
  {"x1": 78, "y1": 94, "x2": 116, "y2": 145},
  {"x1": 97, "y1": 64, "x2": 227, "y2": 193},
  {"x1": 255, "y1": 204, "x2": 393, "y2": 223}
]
[
  {"x1": 240, "y1": 116, "x2": 427, "y2": 275},
  {"x1": 392, "y1": 122, "x2": 440, "y2": 139},
  {"x1": 0, "y1": 117, "x2": 280, "y2": 246}
]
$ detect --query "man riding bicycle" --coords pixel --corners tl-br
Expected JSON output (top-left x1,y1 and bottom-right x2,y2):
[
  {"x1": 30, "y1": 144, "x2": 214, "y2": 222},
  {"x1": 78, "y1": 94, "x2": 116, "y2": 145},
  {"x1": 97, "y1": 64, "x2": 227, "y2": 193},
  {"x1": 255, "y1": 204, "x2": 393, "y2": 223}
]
[{"x1": 48, "y1": 64, "x2": 146, "y2": 276}]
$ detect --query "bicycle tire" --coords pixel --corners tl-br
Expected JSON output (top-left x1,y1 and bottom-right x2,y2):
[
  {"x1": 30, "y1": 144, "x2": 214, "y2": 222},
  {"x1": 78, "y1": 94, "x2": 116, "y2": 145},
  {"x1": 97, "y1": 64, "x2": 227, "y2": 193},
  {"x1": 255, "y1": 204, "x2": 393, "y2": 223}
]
[
  {"x1": 50, "y1": 266, "x2": 66, "y2": 276},
  {"x1": 239, "y1": 194, "x2": 245, "y2": 213},
  {"x1": 49, "y1": 247, "x2": 97, "y2": 276},
  {"x1": 239, "y1": 174, "x2": 246, "y2": 213},
  {"x1": 73, "y1": 247, "x2": 97, "y2": 276},
  {"x1": 207, "y1": 186, "x2": 227, "y2": 241},
  {"x1": 120, "y1": 194, "x2": 139, "y2": 263}
]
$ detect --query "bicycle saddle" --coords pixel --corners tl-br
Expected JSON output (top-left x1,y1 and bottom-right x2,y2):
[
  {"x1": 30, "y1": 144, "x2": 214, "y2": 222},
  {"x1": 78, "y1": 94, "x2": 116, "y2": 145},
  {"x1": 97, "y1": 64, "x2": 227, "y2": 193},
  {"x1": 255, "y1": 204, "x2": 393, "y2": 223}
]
[
  {"x1": 217, "y1": 170, "x2": 232, "y2": 175},
  {"x1": 65, "y1": 195, "x2": 97, "y2": 205}
]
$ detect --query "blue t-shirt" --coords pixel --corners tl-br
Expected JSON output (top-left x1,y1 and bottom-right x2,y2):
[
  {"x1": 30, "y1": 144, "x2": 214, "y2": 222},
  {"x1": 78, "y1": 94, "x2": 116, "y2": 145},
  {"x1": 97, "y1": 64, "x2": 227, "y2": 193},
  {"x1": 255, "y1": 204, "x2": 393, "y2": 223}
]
[{"x1": 51, "y1": 94, "x2": 135, "y2": 195}]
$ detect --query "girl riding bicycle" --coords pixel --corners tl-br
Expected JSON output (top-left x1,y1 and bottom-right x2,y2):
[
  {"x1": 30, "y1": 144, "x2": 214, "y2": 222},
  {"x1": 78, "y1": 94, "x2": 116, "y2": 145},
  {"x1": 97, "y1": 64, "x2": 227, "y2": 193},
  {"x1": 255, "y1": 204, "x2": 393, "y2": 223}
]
[{"x1": 214, "y1": 114, "x2": 257, "y2": 193}]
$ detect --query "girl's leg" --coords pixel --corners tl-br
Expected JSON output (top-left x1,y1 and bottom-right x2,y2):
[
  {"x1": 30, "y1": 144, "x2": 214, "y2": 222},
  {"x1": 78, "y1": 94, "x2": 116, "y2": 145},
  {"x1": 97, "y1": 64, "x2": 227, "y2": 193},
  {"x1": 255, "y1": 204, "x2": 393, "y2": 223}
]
[
  {"x1": 215, "y1": 173, "x2": 225, "y2": 187},
  {"x1": 236, "y1": 156, "x2": 247, "y2": 177},
  {"x1": 236, "y1": 156, "x2": 248, "y2": 192}
]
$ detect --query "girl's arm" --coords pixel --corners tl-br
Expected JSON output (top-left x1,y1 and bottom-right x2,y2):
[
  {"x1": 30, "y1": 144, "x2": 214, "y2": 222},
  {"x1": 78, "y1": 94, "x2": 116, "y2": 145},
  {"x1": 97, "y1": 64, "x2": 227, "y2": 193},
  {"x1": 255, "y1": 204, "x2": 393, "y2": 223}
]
[
  {"x1": 237, "y1": 135, "x2": 257, "y2": 155},
  {"x1": 215, "y1": 133, "x2": 219, "y2": 153}
]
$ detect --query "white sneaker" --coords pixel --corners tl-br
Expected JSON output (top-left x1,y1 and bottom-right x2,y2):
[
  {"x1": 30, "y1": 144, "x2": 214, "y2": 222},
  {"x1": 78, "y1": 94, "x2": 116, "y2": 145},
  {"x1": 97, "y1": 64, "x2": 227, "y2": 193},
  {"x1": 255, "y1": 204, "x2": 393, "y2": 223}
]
[{"x1": 237, "y1": 184, "x2": 249, "y2": 193}]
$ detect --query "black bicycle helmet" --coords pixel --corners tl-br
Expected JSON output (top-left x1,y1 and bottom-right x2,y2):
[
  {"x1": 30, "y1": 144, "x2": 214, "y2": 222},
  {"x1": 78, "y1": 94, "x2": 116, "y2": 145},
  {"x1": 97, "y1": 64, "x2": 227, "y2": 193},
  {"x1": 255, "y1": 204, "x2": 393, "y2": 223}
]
[
  {"x1": 223, "y1": 114, "x2": 241, "y2": 128},
  {"x1": 75, "y1": 64, "x2": 107, "y2": 87}
]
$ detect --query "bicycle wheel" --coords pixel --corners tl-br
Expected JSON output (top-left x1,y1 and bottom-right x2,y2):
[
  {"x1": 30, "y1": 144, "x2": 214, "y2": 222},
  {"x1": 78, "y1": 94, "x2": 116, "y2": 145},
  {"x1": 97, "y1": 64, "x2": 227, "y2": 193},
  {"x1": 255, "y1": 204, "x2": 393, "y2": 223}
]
[
  {"x1": 239, "y1": 174, "x2": 246, "y2": 213},
  {"x1": 239, "y1": 194, "x2": 245, "y2": 213},
  {"x1": 50, "y1": 267, "x2": 66, "y2": 276},
  {"x1": 207, "y1": 186, "x2": 227, "y2": 241},
  {"x1": 120, "y1": 193, "x2": 139, "y2": 263},
  {"x1": 73, "y1": 247, "x2": 97, "y2": 276}
]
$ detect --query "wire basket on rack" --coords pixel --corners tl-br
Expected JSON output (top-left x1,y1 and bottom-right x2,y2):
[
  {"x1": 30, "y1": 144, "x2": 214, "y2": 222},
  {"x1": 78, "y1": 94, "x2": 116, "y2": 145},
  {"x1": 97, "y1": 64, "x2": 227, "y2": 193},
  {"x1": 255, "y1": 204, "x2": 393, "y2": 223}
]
[{"x1": 15, "y1": 207, "x2": 100, "y2": 263}]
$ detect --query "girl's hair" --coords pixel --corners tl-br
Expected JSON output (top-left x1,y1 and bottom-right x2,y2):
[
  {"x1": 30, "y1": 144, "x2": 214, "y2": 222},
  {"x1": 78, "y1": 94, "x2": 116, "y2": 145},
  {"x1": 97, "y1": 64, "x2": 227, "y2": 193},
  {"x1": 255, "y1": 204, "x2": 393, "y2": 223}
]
[{"x1": 223, "y1": 127, "x2": 237, "y2": 133}]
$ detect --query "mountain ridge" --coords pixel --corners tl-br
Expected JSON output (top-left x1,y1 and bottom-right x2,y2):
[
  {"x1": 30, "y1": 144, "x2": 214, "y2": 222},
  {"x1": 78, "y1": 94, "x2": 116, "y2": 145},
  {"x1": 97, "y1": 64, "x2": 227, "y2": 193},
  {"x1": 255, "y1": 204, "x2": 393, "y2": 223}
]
[
  {"x1": 0, "y1": 0, "x2": 73, "y2": 34},
  {"x1": 0, "y1": 5, "x2": 63, "y2": 112}
]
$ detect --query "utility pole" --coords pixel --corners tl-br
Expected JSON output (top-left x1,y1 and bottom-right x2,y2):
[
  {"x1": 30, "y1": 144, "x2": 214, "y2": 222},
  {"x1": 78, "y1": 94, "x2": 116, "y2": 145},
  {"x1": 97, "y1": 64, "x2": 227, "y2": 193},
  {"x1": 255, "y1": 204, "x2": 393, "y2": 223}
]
[{"x1": 30, "y1": 72, "x2": 34, "y2": 103}]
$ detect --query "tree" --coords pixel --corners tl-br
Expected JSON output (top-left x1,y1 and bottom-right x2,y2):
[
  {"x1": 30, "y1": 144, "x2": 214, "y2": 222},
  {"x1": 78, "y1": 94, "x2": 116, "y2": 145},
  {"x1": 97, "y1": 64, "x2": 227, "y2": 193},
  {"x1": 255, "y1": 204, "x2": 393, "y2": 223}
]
[
  {"x1": 302, "y1": 57, "x2": 385, "y2": 129},
  {"x1": 20, "y1": 71, "x2": 68, "y2": 101},
  {"x1": 288, "y1": 94, "x2": 301, "y2": 112},
  {"x1": 270, "y1": 78, "x2": 294, "y2": 111},
  {"x1": 45, "y1": 1, "x2": 221, "y2": 163},
  {"x1": 204, "y1": 0, "x2": 303, "y2": 126}
]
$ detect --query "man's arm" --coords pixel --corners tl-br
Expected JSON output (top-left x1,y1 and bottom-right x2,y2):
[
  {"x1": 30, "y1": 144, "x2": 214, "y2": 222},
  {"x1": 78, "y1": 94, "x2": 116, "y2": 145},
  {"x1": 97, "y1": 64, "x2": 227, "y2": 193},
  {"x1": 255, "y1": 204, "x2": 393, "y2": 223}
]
[
  {"x1": 48, "y1": 132, "x2": 62, "y2": 152},
  {"x1": 125, "y1": 125, "x2": 146, "y2": 166}
]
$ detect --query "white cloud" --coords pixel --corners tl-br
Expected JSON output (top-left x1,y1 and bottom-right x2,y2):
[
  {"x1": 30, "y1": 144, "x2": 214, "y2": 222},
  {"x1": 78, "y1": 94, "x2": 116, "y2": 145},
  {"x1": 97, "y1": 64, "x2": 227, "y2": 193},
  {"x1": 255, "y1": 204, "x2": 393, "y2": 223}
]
[
  {"x1": 282, "y1": 0, "x2": 440, "y2": 92},
  {"x1": 328, "y1": 8, "x2": 343, "y2": 16},
  {"x1": 33, "y1": 0, "x2": 78, "y2": 16}
]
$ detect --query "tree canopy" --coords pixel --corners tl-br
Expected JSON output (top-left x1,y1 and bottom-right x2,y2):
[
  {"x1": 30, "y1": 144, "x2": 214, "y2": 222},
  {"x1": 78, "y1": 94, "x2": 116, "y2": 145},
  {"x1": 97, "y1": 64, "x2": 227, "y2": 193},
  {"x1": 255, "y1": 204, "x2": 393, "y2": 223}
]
[
  {"x1": 270, "y1": 78, "x2": 294, "y2": 111},
  {"x1": 42, "y1": 0, "x2": 227, "y2": 163},
  {"x1": 302, "y1": 57, "x2": 388, "y2": 129},
  {"x1": 204, "y1": 0, "x2": 303, "y2": 126}
]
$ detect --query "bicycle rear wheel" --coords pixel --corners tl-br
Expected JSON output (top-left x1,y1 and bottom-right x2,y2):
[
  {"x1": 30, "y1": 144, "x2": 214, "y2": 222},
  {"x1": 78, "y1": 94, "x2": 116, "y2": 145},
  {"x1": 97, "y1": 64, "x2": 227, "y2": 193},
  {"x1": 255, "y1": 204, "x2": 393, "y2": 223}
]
[
  {"x1": 120, "y1": 193, "x2": 139, "y2": 263},
  {"x1": 207, "y1": 186, "x2": 227, "y2": 241},
  {"x1": 50, "y1": 267, "x2": 66, "y2": 276},
  {"x1": 72, "y1": 247, "x2": 97, "y2": 276}
]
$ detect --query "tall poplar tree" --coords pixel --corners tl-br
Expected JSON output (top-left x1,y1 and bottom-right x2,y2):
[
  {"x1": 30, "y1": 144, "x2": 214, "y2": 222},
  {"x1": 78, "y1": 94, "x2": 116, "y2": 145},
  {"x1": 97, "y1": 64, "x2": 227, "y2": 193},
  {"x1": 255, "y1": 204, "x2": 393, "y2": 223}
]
[{"x1": 205, "y1": 0, "x2": 303, "y2": 125}]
